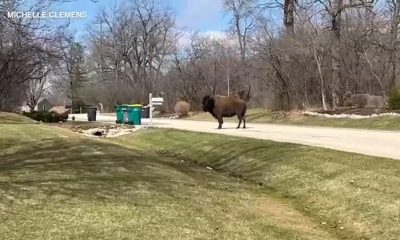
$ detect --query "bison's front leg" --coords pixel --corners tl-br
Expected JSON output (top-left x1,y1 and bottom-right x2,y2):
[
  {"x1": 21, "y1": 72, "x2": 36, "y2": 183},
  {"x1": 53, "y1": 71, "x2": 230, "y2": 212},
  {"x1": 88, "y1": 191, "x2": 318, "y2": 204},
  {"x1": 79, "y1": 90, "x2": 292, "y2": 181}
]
[{"x1": 217, "y1": 115, "x2": 223, "y2": 129}]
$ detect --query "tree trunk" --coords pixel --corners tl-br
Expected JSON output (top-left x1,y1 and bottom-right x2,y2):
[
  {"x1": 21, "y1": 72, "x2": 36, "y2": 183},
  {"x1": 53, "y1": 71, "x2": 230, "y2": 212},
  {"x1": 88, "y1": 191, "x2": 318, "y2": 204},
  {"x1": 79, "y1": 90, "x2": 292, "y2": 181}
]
[
  {"x1": 227, "y1": 72, "x2": 230, "y2": 96},
  {"x1": 389, "y1": 0, "x2": 400, "y2": 89},
  {"x1": 283, "y1": 0, "x2": 295, "y2": 35},
  {"x1": 313, "y1": 42, "x2": 328, "y2": 111},
  {"x1": 321, "y1": 90, "x2": 328, "y2": 111},
  {"x1": 330, "y1": 0, "x2": 343, "y2": 110}
]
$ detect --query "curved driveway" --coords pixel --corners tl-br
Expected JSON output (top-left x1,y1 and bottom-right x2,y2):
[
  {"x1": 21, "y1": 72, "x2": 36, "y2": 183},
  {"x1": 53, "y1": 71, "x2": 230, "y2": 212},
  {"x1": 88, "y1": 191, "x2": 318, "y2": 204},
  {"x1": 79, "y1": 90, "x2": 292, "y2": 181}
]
[
  {"x1": 69, "y1": 114, "x2": 400, "y2": 160},
  {"x1": 153, "y1": 119, "x2": 400, "y2": 160}
]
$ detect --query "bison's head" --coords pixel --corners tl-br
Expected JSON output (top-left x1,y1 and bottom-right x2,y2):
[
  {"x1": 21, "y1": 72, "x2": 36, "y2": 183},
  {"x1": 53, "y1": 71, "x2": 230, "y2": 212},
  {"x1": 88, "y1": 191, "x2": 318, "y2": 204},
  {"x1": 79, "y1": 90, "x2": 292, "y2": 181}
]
[{"x1": 202, "y1": 95, "x2": 215, "y2": 112}]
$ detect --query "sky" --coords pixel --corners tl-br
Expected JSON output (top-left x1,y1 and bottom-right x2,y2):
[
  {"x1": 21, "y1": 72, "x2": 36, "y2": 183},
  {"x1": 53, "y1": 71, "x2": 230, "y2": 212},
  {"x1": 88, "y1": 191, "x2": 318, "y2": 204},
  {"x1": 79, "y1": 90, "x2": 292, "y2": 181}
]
[{"x1": 52, "y1": 0, "x2": 230, "y2": 40}]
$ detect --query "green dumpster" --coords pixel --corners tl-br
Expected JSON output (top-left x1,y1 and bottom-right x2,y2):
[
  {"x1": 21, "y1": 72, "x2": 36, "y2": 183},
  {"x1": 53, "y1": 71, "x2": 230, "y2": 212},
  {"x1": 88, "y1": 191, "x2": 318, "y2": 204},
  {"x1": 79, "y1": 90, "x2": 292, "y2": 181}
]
[
  {"x1": 127, "y1": 104, "x2": 142, "y2": 125},
  {"x1": 115, "y1": 105, "x2": 129, "y2": 124}
]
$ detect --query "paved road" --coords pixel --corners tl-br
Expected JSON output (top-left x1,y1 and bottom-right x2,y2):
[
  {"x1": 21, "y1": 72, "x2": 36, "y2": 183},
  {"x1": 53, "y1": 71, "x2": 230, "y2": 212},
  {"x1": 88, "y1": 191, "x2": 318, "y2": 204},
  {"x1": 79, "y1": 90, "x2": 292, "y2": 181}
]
[{"x1": 70, "y1": 114, "x2": 400, "y2": 160}]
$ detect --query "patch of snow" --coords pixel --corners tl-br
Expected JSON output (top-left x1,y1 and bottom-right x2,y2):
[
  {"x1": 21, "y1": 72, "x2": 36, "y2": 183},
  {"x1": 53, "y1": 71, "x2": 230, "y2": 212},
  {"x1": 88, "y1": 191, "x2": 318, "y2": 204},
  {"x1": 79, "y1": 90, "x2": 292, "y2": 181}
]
[{"x1": 303, "y1": 111, "x2": 400, "y2": 119}]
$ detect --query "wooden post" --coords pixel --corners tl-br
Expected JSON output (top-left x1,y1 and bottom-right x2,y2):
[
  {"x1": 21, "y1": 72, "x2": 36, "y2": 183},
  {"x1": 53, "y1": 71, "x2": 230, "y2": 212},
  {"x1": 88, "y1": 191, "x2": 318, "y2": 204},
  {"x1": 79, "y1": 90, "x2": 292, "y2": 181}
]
[{"x1": 149, "y1": 93, "x2": 153, "y2": 126}]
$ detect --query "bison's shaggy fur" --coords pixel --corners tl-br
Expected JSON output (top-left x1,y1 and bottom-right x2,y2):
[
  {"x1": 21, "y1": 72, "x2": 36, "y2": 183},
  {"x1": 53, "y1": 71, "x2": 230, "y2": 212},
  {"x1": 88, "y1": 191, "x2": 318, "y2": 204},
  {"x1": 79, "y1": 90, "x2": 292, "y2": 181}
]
[{"x1": 202, "y1": 95, "x2": 247, "y2": 129}]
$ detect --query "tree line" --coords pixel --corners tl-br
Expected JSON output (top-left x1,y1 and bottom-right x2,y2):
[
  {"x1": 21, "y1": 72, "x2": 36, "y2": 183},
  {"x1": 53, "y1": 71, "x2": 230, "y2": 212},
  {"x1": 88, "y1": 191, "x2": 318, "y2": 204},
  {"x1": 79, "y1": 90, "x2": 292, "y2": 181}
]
[{"x1": 1, "y1": 0, "x2": 399, "y2": 112}]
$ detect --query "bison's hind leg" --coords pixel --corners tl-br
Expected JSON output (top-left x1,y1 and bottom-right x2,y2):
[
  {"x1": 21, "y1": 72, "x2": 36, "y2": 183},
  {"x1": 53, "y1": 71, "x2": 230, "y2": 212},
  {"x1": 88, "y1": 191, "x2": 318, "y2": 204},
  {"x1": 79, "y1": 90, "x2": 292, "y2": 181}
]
[
  {"x1": 237, "y1": 114, "x2": 243, "y2": 129},
  {"x1": 241, "y1": 111, "x2": 246, "y2": 129},
  {"x1": 237, "y1": 109, "x2": 246, "y2": 129}
]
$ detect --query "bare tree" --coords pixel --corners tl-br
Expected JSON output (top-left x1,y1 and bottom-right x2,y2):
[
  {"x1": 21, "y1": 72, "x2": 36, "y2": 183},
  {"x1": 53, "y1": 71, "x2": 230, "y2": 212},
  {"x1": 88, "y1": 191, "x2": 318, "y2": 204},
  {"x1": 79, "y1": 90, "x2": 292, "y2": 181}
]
[
  {"x1": 223, "y1": 0, "x2": 265, "y2": 94},
  {"x1": 224, "y1": 0, "x2": 257, "y2": 61},
  {"x1": 86, "y1": 0, "x2": 176, "y2": 105},
  {"x1": 0, "y1": 0, "x2": 67, "y2": 111},
  {"x1": 313, "y1": 0, "x2": 374, "y2": 108},
  {"x1": 24, "y1": 72, "x2": 50, "y2": 112},
  {"x1": 388, "y1": 0, "x2": 400, "y2": 88}
]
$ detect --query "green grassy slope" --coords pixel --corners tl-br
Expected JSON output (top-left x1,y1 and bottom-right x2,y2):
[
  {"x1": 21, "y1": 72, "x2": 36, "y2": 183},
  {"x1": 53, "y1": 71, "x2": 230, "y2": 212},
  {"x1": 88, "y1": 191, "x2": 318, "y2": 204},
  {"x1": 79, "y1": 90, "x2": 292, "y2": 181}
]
[
  {"x1": 0, "y1": 122, "x2": 336, "y2": 239},
  {"x1": 119, "y1": 129, "x2": 400, "y2": 240},
  {"x1": 0, "y1": 112, "x2": 36, "y2": 124}
]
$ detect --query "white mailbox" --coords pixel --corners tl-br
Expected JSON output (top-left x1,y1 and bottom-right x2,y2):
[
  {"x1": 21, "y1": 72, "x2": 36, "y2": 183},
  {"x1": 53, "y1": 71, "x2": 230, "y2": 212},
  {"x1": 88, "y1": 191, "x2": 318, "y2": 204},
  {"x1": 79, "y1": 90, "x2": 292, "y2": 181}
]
[
  {"x1": 151, "y1": 97, "x2": 164, "y2": 106},
  {"x1": 152, "y1": 97, "x2": 164, "y2": 102},
  {"x1": 148, "y1": 94, "x2": 164, "y2": 126}
]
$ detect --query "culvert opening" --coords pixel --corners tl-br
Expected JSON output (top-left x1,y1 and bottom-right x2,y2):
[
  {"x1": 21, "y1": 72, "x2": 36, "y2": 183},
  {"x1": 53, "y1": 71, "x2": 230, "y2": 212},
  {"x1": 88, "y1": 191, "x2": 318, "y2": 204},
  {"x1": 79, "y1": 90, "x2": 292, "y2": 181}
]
[{"x1": 93, "y1": 131, "x2": 103, "y2": 136}]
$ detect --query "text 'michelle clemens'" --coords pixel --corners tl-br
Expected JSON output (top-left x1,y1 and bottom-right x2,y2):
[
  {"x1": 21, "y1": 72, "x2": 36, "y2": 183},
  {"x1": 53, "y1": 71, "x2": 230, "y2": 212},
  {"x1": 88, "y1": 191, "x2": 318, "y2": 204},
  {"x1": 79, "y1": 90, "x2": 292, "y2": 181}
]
[{"x1": 7, "y1": 11, "x2": 87, "y2": 19}]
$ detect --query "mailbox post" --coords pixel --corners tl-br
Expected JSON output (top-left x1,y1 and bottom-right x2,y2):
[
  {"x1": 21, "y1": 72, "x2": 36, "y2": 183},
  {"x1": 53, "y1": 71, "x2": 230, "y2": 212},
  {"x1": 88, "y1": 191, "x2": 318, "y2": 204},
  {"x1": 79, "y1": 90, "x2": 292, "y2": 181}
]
[
  {"x1": 149, "y1": 93, "x2": 153, "y2": 126},
  {"x1": 148, "y1": 93, "x2": 164, "y2": 127}
]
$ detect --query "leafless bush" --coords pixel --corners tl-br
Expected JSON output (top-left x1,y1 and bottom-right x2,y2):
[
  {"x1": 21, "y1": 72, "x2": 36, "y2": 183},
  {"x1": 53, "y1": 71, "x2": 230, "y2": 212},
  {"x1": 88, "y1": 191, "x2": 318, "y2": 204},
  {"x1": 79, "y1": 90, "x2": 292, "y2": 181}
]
[
  {"x1": 174, "y1": 101, "x2": 191, "y2": 117},
  {"x1": 344, "y1": 94, "x2": 385, "y2": 109}
]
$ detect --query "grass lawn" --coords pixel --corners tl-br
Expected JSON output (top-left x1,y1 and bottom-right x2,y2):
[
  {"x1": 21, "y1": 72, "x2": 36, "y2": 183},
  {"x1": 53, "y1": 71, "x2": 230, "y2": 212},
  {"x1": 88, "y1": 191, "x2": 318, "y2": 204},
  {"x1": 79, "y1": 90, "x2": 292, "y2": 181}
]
[
  {"x1": 0, "y1": 112, "x2": 36, "y2": 124},
  {"x1": 188, "y1": 109, "x2": 400, "y2": 131},
  {"x1": 119, "y1": 129, "x2": 400, "y2": 240},
  {"x1": 1, "y1": 113, "x2": 399, "y2": 239},
  {"x1": 0, "y1": 114, "x2": 335, "y2": 240}
]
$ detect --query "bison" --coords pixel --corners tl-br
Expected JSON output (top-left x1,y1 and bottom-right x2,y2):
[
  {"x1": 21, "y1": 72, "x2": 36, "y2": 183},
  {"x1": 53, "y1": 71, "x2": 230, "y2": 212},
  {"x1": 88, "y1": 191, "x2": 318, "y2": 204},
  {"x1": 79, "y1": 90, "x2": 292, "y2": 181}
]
[{"x1": 202, "y1": 95, "x2": 247, "y2": 129}]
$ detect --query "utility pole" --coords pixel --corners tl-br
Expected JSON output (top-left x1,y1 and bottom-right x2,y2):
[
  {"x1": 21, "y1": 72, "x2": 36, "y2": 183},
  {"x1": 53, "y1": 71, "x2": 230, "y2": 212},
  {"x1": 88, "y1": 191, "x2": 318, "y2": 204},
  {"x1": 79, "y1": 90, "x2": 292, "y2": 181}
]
[
  {"x1": 70, "y1": 78, "x2": 73, "y2": 113},
  {"x1": 227, "y1": 69, "x2": 230, "y2": 96}
]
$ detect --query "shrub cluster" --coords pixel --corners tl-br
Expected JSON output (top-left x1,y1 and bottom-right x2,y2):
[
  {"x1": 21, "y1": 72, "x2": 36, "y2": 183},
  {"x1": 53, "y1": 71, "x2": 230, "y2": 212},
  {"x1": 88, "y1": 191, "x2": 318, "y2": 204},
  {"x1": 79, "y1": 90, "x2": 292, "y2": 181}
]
[
  {"x1": 389, "y1": 88, "x2": 400, "y2": 110},
  {"x1": 174, "y1": 101, "x2": 190, "y2": 117},
  {"x1": 23, "y1": 111, "x2": 68, "y2": 122}
]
